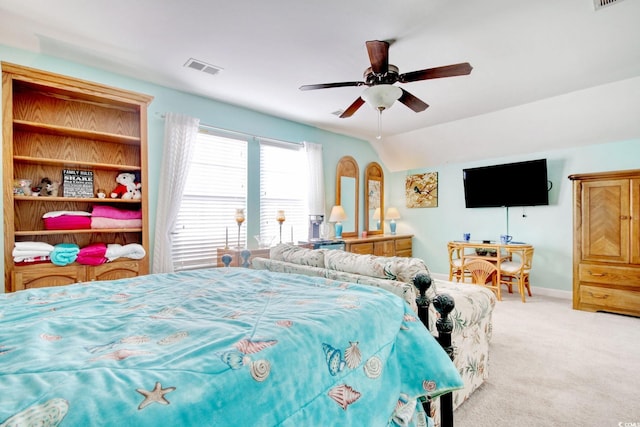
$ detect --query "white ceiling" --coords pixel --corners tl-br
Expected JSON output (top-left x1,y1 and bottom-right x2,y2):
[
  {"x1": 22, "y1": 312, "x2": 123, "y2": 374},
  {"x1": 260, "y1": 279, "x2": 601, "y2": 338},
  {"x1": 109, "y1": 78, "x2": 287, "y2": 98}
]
[{"x1": 1, "y1": 0, "x2": 639, "y2": 171}]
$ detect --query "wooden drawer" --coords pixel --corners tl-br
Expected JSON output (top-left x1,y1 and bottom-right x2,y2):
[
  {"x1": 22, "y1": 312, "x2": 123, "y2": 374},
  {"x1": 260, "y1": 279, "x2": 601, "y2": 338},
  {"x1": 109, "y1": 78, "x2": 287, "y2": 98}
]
[
  {"x1": 90, "y1": 261, "x2": 141, "y2": 281},
  {"x1": 578, "y1": 263, "x2": 640, "y2": 289},
  {"x1": 13, "y1": 264, "x2": 87, "y2": 291},
  {"x1": 349, "y1": 242, "x2": 374, "y2": 255},
  {"x1": 395, "y1": 237, "x2": 412, "y2": 252},
  {"x1": 373, "y1": 241, "x2": 395, "y2": 257},
  {"x1": 395, "y1": 249, "x2": 412, "y2": 258},
  {"x1": 578, "y1": 284, "x2": 640, "y2": 316},
  {"x1": 395, "y1": 237, "x2": 412, "y2": 257}
]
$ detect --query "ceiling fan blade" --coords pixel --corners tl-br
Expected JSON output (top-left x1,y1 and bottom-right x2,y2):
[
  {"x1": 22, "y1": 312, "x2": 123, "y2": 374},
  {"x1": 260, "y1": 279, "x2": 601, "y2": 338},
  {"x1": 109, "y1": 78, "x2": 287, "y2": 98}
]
[
  {"x1": 399, "y1": 62, "x2": 473, "y2": 83},
  {"x1": 366, "y1": 40, "x2": 389, "y2": 75},
  {"x1": 339, "y1": 97, "x2": 366, "y2": 118},
  {"x1": 398, "y1": 89, "x2": 429, "y2": 112},
  {"x1": 299, "y1": 81, "x2": 364, "y2": 91}
]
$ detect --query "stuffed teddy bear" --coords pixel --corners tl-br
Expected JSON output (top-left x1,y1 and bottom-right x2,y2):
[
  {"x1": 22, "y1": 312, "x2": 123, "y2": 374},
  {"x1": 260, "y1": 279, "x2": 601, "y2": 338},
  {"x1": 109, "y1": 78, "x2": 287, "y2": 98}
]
[{"x1": 110, "y1": 172, "x2": 141, "y2": 200}]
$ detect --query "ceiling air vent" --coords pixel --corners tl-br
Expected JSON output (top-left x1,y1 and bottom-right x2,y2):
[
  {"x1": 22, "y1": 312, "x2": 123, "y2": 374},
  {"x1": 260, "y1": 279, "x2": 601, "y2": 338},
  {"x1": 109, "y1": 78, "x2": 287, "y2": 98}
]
[
  {"x1": 594, "y1": 0, "x2": 624, "y2": 10},
  {"x1": 184, "y1": 58, "x2": 223, "y2": 76}
]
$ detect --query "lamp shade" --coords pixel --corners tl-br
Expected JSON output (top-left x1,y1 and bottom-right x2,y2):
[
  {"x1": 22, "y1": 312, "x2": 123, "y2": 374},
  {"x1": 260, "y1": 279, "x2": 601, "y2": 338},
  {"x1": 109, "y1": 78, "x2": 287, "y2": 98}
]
[
  {"x1": 372, "y1": 207, "x2": 381, "y2": 220},
  {"x1": 386, "y1": 207, "x2": 401, "y2": 220},
  {"x1": 329, "y1": 205, "x2": 347, "y2": 222},
  {"x1": 362, "y1": 85, "x2": 402, "y2": 111}
]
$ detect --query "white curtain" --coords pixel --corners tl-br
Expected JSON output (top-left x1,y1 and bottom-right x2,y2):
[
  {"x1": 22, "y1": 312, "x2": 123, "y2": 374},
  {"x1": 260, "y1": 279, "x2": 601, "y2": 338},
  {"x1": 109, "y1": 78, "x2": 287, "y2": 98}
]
[
  {"x1": 152, "y1": 113, "x2": 200, "y2": 273},
  {"x1": 304, "y1": 141, "x2": 325, "y2": 215}
]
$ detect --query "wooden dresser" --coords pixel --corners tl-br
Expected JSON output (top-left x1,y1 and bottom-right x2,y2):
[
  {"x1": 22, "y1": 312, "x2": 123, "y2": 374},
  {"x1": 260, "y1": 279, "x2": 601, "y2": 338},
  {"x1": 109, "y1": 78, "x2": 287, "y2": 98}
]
[
  {"x1": 342, "y1": 234, "x2": 413, "y2": 257},
  {"x1": 569, "y1": 169, "x2": 640, "y2": 316}
]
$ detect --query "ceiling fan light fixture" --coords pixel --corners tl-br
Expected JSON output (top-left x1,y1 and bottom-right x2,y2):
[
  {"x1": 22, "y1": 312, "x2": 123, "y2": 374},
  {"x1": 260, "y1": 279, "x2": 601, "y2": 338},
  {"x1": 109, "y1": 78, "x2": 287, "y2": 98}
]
[{"x1": 362, "y1": 85, "x2": 402, "y2": 112}]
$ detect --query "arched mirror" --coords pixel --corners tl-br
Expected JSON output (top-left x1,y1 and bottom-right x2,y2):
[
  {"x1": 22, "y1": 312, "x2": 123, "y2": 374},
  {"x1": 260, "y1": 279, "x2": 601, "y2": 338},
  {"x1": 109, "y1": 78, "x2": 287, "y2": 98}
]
[
  {"x1": 364, "y1": 162, "x2": 384, "y2": 235},
  {"x1": 335, "y1": 156, "x2": 359, "y2": 238}
]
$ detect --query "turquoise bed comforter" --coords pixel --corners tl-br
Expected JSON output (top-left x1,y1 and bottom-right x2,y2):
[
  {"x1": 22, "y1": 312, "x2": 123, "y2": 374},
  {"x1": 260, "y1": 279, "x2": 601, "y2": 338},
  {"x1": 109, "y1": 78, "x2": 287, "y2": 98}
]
[{"x1": 0, "y1": 268, "x2": 462, "y2": 426}]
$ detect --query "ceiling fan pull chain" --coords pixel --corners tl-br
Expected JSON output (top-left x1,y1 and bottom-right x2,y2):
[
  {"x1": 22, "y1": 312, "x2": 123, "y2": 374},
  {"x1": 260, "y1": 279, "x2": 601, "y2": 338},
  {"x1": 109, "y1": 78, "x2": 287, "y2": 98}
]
[{"x1": 377, "y1": 110, "x2": 383, "y2": 140}]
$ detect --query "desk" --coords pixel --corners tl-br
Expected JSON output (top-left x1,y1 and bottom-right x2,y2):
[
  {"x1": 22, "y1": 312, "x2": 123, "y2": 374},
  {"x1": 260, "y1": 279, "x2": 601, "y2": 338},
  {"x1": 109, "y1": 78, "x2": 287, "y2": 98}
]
[{"x1": 450, "y1": 241, "x2": 534, "y2": 288}]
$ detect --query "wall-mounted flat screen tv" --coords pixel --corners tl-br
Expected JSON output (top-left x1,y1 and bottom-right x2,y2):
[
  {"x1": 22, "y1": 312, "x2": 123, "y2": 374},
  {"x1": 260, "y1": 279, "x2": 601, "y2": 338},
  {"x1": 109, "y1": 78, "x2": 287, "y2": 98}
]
[{"x1": 463, "y1": 159, "x2": 550, "y2": 208}]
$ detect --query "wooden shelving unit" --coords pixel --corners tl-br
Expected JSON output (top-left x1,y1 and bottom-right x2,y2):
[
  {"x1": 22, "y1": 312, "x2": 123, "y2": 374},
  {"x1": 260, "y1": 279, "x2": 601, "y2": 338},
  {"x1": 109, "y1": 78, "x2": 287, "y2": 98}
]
[{"x1": 2, "y1": 62, "x2": 153, "y2": 292}]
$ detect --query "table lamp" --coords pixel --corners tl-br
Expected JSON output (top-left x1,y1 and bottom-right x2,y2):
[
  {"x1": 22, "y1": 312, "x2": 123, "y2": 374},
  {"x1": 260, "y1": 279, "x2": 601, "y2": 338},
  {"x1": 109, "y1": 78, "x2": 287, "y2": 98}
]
[
  {"x1": 386, "y1": 207, "x2": 400, "y2": 235},
  {"x1": 373, "y1": 207, "x2": 381, "y2": 230},
  {"x1": 329, "y1": 205, "x2": 347, "y2": 239}
]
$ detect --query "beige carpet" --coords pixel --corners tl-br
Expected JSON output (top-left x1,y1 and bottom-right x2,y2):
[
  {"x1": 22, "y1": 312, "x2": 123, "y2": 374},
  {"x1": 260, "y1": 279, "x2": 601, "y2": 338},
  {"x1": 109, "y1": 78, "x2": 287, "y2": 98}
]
[{"x1": 453, "y1": 291, "x2": 640, "y2": 427}]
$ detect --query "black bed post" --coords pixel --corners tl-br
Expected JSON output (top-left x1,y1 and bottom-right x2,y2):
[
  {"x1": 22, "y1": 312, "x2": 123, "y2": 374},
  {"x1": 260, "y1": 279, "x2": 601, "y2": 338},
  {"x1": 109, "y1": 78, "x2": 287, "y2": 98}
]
[
  {"x1": 433, "y1": 293, "x2": 455, "y2": 427},
  {"x1": 413, "y1": 273, "x2": 456, "y2": 427},
  {"x1": 412, "y1": 274, "x2": 435, "y2": 419},
  {"x1": 413, "y1": 273, "x2": 432, "y2": 327}
]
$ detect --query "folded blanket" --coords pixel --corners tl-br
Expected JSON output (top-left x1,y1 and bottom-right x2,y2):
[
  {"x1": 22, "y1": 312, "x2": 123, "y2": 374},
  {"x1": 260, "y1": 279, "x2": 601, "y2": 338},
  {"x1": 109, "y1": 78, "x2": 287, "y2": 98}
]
[
  {"x1": 42, "y1": 210, "x2": 92, "y2": 218},
  {"x1": 105, "y1": 243, "x2": 146, "y2": 262},
  {"x1": 91, "y1": 217, "x2": 142, "y2": 229},
  {"x1": 14, "y1": 255, "x2": 51, "y2": 266},
  {"x1": 50, "y1": 243, "x2": 80, "y2": 266},
  {"x1": 14, "y1": 241, "x2": 55, "y2": 252},
  {"x1": 13, "y1": 241, "x2": 55, "y2": 261},
  {"x1": 44, "y1": 215, "x2": 92, "y2": 230},
  {"x1": 77, "y1": 243, "x2": 108, "y2": 266},
  {"x1": 91, "y1": 205, "x2": 142, "y2": 220}
]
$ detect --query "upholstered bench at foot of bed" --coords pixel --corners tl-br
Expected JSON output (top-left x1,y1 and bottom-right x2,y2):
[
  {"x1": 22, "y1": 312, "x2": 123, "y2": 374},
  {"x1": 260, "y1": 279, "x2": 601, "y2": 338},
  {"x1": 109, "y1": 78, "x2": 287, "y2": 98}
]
[
  {"x1": 251, "y1": 243, "x2": 496, "y2": 412},
  {"x1": 429, "y1": 279, "x2": 495, "y2": 409}
]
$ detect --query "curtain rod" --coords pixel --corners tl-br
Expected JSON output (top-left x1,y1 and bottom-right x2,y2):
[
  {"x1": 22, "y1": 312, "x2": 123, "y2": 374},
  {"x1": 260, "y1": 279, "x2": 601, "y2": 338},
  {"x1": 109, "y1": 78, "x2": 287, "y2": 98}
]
[{"x1": 155, "y1": 112, "x2": 302, "y2": 147}]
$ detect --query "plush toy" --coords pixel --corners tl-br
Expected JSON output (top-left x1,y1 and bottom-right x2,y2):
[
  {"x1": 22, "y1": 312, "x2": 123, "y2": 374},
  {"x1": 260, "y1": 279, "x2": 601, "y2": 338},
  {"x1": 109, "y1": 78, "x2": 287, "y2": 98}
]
[
  {"x1": 37, "y1": 177, "x2": 60, "y2": 197},
  {"x1": 13, "y1": 178, "x2": 32, "y2": 196},
  {"x1": 110, "y1": 172, "x2": 141, "y2": 200}
]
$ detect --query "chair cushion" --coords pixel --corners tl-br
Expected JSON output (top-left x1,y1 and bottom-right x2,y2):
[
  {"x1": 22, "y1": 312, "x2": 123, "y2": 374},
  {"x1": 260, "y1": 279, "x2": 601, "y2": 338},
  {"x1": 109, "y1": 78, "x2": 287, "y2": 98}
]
[{"x1": 499, "y1": 261, "x2": 530, "y2": 274}]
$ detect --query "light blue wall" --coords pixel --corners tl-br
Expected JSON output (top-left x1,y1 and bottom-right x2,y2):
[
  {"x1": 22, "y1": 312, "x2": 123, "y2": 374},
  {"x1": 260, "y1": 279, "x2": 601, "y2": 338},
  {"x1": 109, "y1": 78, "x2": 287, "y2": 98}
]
[
  {"x1": 2, "y1": 45, "x2": 637, "y2": 296},
  {"x1": 0, "y1": 46, "x2": 383, "y2": 289},
  {"x1": 387, "y1": 139, "x2": 640, "y2": 293}
]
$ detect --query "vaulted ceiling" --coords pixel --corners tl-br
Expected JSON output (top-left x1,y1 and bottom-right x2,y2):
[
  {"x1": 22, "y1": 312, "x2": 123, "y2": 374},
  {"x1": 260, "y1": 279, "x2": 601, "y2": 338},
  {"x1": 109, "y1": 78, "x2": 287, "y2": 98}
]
[{"x1": 1, "y1": 0, "x2": 639, "y2": 170}]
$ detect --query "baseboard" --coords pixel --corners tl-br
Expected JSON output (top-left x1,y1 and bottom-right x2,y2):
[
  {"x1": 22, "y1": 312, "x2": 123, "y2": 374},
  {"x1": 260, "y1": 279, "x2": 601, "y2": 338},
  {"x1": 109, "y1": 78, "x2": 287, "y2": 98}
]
[
  {"x1": 431, "y1": 271, "x2": 572, "y2": 300},
  {"x1": 531, "y1": 287, "x2": 572, "y2": 300}
]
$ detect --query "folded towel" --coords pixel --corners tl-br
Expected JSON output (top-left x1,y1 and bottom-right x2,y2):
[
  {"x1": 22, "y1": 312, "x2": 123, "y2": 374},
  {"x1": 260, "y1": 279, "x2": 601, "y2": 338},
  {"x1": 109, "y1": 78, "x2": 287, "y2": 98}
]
[
  {"x1": 14, "y1": 241, "x2": 55, "y2": 252},
  {"x1": 42, "y1": 210, "x2": 92, "y2": 218},
  {"x1": 91, "y1": 205, "x2": 142, "y2": 220},
  {"x1": 91, "y1": 217, "x2": 142, "y2": 229},
  {"x1": 13, "y1": 241, "x2": 55, "y2": 261},
  {"x1": 105, "y1": 243, "x2": 146, "y2": 262},
  {"x1": 77, "y1": 243, "x2": 108, "y2": 266},
  {"x1": 50, "y1": 243, "x2": 80, "y2": 266},
  {"x1": 44, "y1": 215, "x2": 92, "y2": 230}
]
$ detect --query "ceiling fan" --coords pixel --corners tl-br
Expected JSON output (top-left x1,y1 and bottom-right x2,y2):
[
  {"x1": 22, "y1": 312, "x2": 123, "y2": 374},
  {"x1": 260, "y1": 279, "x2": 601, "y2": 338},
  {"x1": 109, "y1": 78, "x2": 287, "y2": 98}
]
[{"x1": 299, "y1": 40, "x2": 473, "y2": 119}]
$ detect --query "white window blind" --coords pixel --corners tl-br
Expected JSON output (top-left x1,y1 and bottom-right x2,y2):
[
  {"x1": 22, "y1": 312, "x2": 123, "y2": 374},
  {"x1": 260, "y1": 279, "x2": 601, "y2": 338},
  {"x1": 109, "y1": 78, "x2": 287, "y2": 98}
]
[
  {"x1": 172, "y1": 131, "x2": 247, "y2": 270},
  {"x1": 259, "y1": 142, "x2": 309, "y2": 245}
]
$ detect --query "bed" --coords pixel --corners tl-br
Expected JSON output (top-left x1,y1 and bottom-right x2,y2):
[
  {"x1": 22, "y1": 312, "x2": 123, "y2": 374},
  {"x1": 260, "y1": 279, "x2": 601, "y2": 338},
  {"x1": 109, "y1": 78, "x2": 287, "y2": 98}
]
[{"x1": 0, "y1": 267, "x2": 462, "y2": 426}]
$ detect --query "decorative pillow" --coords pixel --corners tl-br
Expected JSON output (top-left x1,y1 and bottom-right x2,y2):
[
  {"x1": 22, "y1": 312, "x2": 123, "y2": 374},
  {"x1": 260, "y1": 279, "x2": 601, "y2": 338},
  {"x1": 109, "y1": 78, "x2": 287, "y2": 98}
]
[
  {"x1": 268, "y1": 244, "x2": 325, "y2": 268},
  {"x1": 388, "y1": 257, "x2": 430, "y2": 283}
]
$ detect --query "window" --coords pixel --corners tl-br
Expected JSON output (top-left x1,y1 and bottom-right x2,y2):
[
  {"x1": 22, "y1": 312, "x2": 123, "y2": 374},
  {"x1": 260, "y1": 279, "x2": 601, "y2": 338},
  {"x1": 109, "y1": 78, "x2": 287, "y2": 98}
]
[
  {"x1": 259, "y1": 142, "x2": 308, "y2": 245},
  {"x1": 172, "y1": 131, "x2": 312, "y2": 271},
  {"x1": 172, "y1": 131, "x2": 247, "y2": 270}
]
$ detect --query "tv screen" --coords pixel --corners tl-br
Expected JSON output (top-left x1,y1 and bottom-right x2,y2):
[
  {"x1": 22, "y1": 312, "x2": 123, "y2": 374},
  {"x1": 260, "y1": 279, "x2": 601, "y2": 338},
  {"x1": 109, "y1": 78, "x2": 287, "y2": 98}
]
[{"x1": 463, "y1": 159, "x2": 549, "y2": 208}]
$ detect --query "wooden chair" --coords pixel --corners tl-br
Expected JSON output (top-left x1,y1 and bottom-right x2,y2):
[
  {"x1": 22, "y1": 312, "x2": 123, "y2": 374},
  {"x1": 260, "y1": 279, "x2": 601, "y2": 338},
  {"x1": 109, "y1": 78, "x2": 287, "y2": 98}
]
[
  {"x1": 447, "y1": 241, "x2": 464, "y2": 282},
  {"x1": 463, "y1": 259, "x2": 501, "y2": 300},
  {"x1": 499, "y1": 246, "x2": 534, "y2": 302}
]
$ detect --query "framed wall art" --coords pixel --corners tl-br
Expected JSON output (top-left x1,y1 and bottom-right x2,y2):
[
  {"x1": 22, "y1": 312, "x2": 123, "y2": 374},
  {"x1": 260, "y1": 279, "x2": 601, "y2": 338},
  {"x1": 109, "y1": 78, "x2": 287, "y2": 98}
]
[{"x1": 405, "y1": 172, "x2": 438, "y2": 208}]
